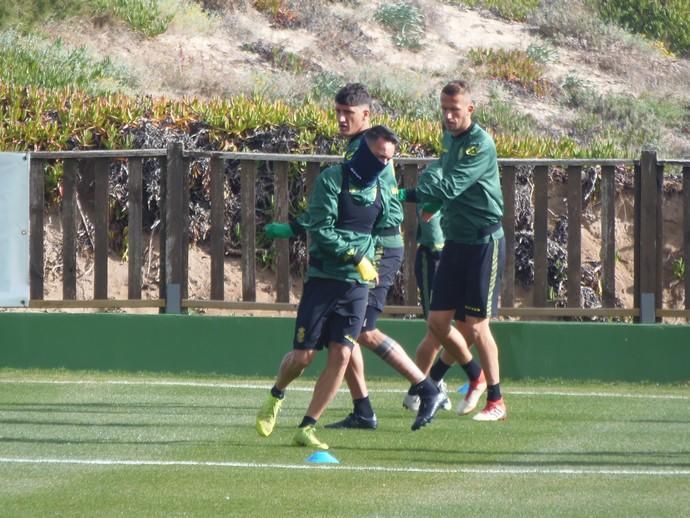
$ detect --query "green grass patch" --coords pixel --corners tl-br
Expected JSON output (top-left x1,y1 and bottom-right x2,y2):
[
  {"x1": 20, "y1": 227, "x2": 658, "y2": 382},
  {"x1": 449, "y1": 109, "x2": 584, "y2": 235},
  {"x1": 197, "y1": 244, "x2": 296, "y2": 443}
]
[
  {"x1": 0, "y1": 0, "x2": 89, "y2": 29},
  {"x1": 561, "y1": 74, "x2": 689, "y2": 151},
  {"x1": 0, "y1": 30, "x2": 133, "y2": 92},
  {"x1": 447, "y1": 0, "x2": 540, "y2": 22},
  {"x1": 593, "y1": 0, "x2": 690, "y2": 57},
  {"x1": 0, "y1": 370, "x2": 688, "y2": 516},
  {"x1": 374, "y1": 1, "x2": 426, "y2": 50},
  {"x1": 94, "y1": 0, "x2": 174, "y2": 36}
]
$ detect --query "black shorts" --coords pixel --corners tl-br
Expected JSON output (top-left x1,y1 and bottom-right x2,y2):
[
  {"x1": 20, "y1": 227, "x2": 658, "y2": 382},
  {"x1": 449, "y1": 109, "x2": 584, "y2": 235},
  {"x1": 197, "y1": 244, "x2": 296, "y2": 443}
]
[
  {"x1": 430, "y1": 238, "x2": 505, "y2": 320},
  {"x1": 362, "y1": 246, "x2": 404, "y2": 332},
  {"x1": 415, "y1": 245, "x2": 442, "y2": 319},
  {"x1": 293, "y1": 278, "x2": 368, "y2": 350}
]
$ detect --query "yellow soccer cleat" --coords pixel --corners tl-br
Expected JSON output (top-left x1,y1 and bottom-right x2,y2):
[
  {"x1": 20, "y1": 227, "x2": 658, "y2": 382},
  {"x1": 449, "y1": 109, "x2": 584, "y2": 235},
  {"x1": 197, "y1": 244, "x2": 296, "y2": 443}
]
[
  {"x1": 292, "y1": 425, "x2": 329, "y2": 450},
  {"x1": 256, "y1": 395, "x2": 283, "y2": 437}
]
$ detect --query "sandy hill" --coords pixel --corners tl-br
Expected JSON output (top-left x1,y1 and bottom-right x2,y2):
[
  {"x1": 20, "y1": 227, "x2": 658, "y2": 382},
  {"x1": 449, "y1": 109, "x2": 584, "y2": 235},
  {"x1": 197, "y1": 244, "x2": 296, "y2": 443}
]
[{"x1": 44, "y1": 1, "x2": 690, "y2": 156}]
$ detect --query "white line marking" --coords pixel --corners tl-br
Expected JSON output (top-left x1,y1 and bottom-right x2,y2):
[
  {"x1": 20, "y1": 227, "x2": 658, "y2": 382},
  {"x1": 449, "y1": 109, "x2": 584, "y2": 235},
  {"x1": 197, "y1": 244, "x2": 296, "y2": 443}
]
[
  {"x1": 0, "y1": 457, "x2": 688, "y2": 476},
  {"x1": 0, "y1": 379, "x2": 687, "y2": 400}
]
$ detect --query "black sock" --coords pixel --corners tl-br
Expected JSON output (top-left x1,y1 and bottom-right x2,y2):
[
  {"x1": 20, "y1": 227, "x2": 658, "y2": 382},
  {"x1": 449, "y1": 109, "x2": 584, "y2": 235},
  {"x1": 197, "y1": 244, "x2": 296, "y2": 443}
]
[
  {"x1": 460, "y1": 359, "x2": 482, "y2": 382},
  {"x1": 487, "y1": 384, "x2": 502, "y2": 402},
  {"x1": 412, "y1": 377, "x2": 439, "y2": 397},
  {"x1": 353, "y1": 396, "x2": 374, "y2": 418},
  {"x1": 429, "y1": 358, "x2": 452, "y2": 383},
  {"x1": 270, "y1": 385, "x2": 285, "y2": 399},
  {"x1": 298, "y1": 416, "x2": 317, "y2": 428}
]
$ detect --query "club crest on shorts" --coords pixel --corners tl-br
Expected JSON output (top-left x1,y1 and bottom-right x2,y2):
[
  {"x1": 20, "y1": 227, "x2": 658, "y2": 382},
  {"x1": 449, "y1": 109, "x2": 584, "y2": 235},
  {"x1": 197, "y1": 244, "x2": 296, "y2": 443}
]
[{"x1": 296, "y1": 327, "x2": 306, "y2": 343}]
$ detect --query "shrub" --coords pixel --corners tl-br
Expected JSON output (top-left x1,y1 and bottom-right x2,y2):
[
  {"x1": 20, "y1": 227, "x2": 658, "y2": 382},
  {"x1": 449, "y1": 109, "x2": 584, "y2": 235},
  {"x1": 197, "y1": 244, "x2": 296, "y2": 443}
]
[
  {"x1": 93, "y1": 0, "x2": 174, "y2": 36},
  {"x1": 0, "y1": 30, "x2": 133, "y2": 92},
  {"x1": 374, "y1": 1, "x2": 426, "y2": 50},
  {"x1": 594, "y1": 0, "x2": 690, "y2": 57},
  {"x1": 447, "y1": 0, "x2": 540, "y2": 22},
  {"x1": 468, "y1": 47, "x2": 551, "y2": 97}
]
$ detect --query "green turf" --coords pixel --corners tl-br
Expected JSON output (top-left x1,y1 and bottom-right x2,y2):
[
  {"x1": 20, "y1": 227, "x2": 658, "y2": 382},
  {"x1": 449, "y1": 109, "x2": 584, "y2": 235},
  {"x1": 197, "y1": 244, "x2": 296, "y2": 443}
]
[{"x1": 0, "y1": 370, "x2": 688, "y2": 516}]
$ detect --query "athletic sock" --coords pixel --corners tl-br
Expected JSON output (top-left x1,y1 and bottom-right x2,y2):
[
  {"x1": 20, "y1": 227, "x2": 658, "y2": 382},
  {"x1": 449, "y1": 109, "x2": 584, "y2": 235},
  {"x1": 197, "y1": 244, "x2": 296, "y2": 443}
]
[
  {"x1": 429, "y1": 358, "x2": 452, "y2": 383},
  {"x1": 460, "y1": 359, "x2": 482, "y2": 382},
  {"x1": 298, "y1": 416, "x2": 317, "y2": 428},
  {"x1": 353, "y1": 396, "x2": 374, "y2": 418},
  {"x1": 270, "y1": 385, "x2": 285, "y2": 399},
  {"x1": 412, "y1": 377, "x2": 439, "y2": 397},
  {"x1": 487, "y1": 384, "x2": 502, "y2": 402}
]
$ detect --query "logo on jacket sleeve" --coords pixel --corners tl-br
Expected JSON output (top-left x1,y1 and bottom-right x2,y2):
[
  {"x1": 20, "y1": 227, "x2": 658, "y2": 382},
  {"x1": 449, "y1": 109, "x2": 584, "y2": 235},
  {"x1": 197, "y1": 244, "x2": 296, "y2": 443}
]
[{"x1": 465, "y1": 145, "x2": 480, "y2": 156}]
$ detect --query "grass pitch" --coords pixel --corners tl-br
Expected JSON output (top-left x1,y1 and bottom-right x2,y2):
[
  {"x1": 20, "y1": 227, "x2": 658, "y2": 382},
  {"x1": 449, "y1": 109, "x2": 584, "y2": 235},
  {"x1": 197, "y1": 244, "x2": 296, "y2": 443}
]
[{"x1": 0, "y1": 370, "x2": 688, "y2": 517}]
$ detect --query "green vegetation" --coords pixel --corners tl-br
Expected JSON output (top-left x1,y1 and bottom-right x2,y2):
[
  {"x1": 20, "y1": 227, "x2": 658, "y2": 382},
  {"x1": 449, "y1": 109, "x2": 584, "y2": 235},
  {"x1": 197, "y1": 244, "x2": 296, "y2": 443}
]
[
  {"x1": 0, "y1": 0, "x2": 687, "y2": 159},
  {"x1": 0, "y1": 83, "x2": 630, "y2": 158},
  {"x1": 594, "y1": 0, "x2": 690, "y2": 56},
  {"x1": 1, "y1": 370, "x2": 688, "y2": 516},
  {"x1": 447, "y1": 0, "x2": 540, "y2": 22},
  {"x1": 672, "y1": 257, "x2": 686, "y2": 281},
  {"x1": 474, "y1": 87, "x2": 540, "y2": 135},
  {"x1": 561, "y1": 75, "x2": 688, "y2": 152},
  {"x1": 94, "y1": 0, "x2": 174, "y2": 36},
  {"x1": 468, "y1": 47, "x2": 551, "y2": 97},
  {"x1": 0, "y1": 0, "x2": 88, "y2": 29},
  {"x1": 241, "y1": 40, "x2": 319, "y2": 74},
  {"x1": 374, "y1": 1, "x2": 426, "y2": 50},
  {"x1": 0, "y1": 0, "x2": 176, "y2": 36},
  {"x1": 0, "y1": 30, "x2": 133, "y2": 92}
]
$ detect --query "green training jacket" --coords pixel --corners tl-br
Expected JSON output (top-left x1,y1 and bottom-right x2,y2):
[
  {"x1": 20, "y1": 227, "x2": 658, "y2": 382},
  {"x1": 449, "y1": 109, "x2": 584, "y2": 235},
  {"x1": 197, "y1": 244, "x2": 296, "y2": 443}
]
[
  {"x1": 416, "y1": 163, "x2": 445, "y2": 250},
  {"x1": 306, "y1": 164, "x2": 383, "y2": 284},
  {"x1": 414, "y1": 123, "x2": 504, "y2": 245}
]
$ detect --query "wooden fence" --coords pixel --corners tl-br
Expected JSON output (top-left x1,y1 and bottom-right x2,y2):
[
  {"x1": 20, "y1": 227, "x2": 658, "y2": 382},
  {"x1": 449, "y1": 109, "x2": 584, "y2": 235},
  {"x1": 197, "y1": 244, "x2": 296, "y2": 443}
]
[{"x1": 27, "y1": 145, "x2": 690, "y2": 322}]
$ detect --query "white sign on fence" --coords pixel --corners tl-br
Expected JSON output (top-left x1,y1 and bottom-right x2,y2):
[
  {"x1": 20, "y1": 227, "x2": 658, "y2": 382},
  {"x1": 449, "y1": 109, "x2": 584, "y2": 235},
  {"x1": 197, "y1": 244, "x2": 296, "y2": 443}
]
[{"x1": 0, "y1": 153, "x2": 30, "y2": 307}]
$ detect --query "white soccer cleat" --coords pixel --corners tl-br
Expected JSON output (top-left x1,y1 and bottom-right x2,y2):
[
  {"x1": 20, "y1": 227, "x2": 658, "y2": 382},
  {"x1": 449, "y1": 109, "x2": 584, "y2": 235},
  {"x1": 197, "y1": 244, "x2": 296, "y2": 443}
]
[
  {"x1": 456, "y1": 371, "x2": 487, "y2": 415},
  {"x1": 402, "y1": 393, "x2": 420, "y2": 412},
  {"x1": 437, "y1": 379, "x2": 452, "y2": 411},
  {"x1": 473, "y1": 398, "x2": 507, "y2": 421}
]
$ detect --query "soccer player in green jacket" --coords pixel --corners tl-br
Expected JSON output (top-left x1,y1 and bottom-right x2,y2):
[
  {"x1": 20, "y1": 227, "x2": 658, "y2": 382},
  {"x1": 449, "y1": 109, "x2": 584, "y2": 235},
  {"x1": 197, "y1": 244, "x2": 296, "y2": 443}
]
[
  {"x1": 256, "y1": 126, "x2": 444, "y2": 449},
  {"x1": 399, "y1": 80, "x2": 507, "y2": 421},
  {"x1": 266, "y1": 84, "x2": 447, "y2": 432}
]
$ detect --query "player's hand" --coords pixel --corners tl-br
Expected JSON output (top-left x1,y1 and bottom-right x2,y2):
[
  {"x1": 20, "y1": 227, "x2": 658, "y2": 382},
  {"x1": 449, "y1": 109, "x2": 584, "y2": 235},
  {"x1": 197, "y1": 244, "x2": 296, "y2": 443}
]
[
  {"x1": 264, "y1": 223, "x2": 294, "y2": 240},
  {"x1": 356, "y1": 257, "x2": 379, "y2": 283},
  {"x1": 397, "y1": 188, "x2": 417, "y2": 203}
]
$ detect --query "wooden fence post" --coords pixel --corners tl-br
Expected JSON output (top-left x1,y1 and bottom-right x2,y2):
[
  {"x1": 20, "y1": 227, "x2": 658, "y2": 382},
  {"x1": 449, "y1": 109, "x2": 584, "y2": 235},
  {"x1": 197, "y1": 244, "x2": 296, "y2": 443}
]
[
  {"x1": 94, "y1": 158, "x2": 109, "y2": 300},
  {"x1": 29, "y1": 159, "x2": 45, "y2": 300},
  {"x1": 533, "y1": 165, "x2": 549, "y2": 307},
  {"x1": 209, "y1": 156, "x2": 225, "y2": 301},
  {"x1": 600, "y1": 165, "x2": 616, "y2": 308},
  {"x1": 62, "y1": 159, "x2": 78, "y2": 300},
  {"x1": 274, "y1": 161, "x2": 290, "y2": 303},
  {"x1": 240, "y1": 160, "x2": 257, "y2": 302},
  {"x1": 500, "y1": 165, "x2": 516, "y2": 308},
  {"x1": 684, "y1": 165, "x2": 690, "y2": 321},
  {"x1": 127, "y1": 158, "x2": 143, "y2": 299},
  {"x1": 165, "y1": 142, "x2": 185, "y2": 313},
  {"x1": 567, "y1": 165, "x2": 582, "y2": 308},
  {"x1": 637, "y1": 149, "x2": 659, "y2": 323},
  {"x1": 402, "y1": 163, "x2": 418, "y2": 307}
]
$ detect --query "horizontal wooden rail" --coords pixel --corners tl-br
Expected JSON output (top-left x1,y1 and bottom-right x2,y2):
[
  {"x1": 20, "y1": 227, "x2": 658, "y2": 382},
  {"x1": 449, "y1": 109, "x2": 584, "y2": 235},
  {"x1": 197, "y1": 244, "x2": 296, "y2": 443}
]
[
  {"x1": 30, "y1": 299, "x2": 165, "y2": 309},
  {"x1": 30, "y1": 150, "x2": 166, "y2": 159}
]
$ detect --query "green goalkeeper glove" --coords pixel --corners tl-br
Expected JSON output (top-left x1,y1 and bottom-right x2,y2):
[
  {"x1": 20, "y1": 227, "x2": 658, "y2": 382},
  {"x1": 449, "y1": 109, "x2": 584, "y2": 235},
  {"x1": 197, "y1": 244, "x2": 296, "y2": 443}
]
[
  {"x1": 264, "y1": 223, "x2": 294, "y2": 240},
  {"x1": 396, "y1": 188, "x2": 417, "y2": 202}
]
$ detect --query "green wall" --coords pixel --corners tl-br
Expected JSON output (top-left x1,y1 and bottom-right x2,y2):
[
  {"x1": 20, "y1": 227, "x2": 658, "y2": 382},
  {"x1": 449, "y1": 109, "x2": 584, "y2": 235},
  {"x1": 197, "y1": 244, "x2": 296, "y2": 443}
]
[{"x1": 0, "y1": 313, "x2": 688, "y2": 382}]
